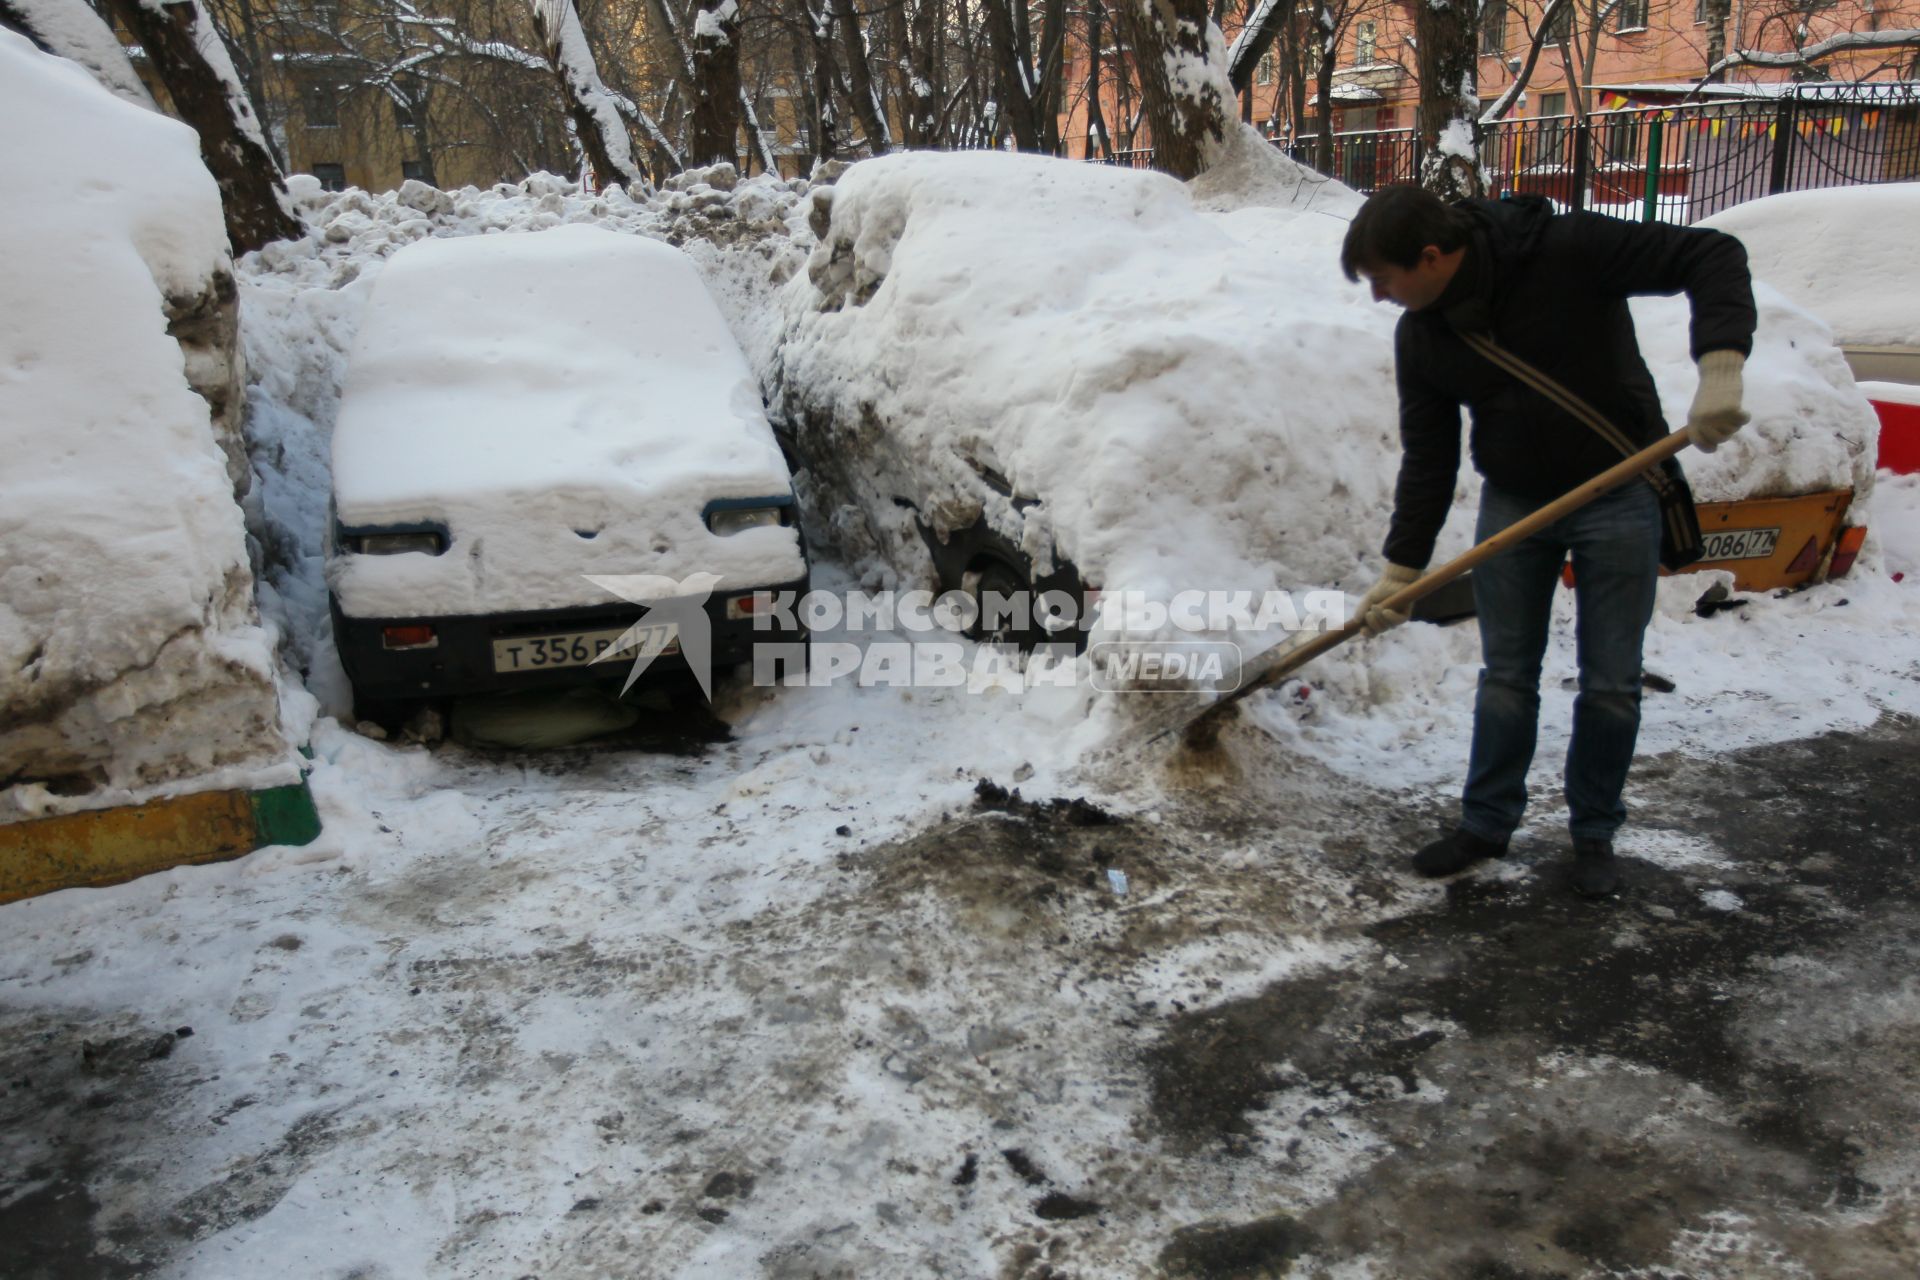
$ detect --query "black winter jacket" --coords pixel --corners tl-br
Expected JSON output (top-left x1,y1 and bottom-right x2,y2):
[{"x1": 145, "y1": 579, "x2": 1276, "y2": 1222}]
[{"x1": 1383, "y1": 195, "x2": 1756, "y2": 570}]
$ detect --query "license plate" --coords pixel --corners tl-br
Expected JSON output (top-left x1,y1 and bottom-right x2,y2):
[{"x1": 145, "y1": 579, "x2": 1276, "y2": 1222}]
[
  {"x1": 1699, "y1": 526, "x2": 1781, "y2": 563},
  {"x1": 491, "y1": 622, "x2": 679, "y2": 674}
]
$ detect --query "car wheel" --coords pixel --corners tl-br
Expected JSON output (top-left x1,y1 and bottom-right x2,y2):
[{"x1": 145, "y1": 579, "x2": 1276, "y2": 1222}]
[
  {"x1": 964, "y1": 556, "x2": 1034, "y2": 648},
  {"x1": 351, "y1": 693, "x2": 403, "y2": 730}
]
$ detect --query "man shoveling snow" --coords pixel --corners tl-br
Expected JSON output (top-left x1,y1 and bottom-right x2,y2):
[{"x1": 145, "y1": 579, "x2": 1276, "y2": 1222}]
[{"x1": 1342, "y1": 186, "x2": 1755, "y2": 898}]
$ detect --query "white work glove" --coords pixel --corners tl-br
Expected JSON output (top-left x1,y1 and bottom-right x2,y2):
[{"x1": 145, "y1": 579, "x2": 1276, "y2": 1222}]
[
  {"x1": 1356, "y1": 562, "x2": 1422, "y2": 637},
  {"x1": 1686, "y1": 350, "x2": 1749, "y2": 453}
]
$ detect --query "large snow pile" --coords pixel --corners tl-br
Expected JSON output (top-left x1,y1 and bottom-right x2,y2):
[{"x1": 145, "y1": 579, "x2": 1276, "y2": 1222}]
[
  {"x1": 776, "y1": 151, "x2": 1875, "y2": 620},
  {"x1": 1701, "y1": 184, "x2": 1920, "y2": 349},
  {"x1": 783, "y1": 150, "x2": 1391, "y2": 608},
  {"x1": 329, "y1": 226, "x2": 804, "y2": 617},
  {"x1": 0, "y1": 32, "x2": 294, "y2": 817}
]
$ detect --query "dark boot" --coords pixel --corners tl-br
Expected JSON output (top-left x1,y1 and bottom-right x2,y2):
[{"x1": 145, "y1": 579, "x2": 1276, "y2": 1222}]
[
  {"x1": 1411, "y1": 829, "x2": 1509, "y2": 878},
  {"x1": 1570, "y1": 837, "x2": 1619, "y2": 898}
]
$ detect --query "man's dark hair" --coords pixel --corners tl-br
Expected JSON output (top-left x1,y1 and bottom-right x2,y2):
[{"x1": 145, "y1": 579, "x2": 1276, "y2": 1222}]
[{"x1": 1340, "y1": 185, "x2": 1474, "y2": 281}]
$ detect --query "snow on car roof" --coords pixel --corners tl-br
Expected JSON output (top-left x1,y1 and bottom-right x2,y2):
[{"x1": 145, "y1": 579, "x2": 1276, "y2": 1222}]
[
  {"x1": 1701, "y1": 184, "x2": 1920, "y2": 350},
  {"x1": 332, "y1": 224, "x2": 791, "y2": 521}
]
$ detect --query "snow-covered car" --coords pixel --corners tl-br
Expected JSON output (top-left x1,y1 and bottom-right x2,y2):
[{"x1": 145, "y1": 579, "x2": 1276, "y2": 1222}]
[
  {"x1": 328, "y1": 225, "x2": 808, "y2": 721},
  {"x1": 774, "y1": 147, "x2": 1877, "y2": 645},
  {"x1": 1701, "y1": 184, "x2": 1920, "y2": 386}
]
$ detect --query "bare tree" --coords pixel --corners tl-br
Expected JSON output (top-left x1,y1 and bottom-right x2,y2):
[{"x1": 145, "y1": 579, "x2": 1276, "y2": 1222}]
[{"x1": 104, "y1": 0, "x2": 302, "y2": 252}]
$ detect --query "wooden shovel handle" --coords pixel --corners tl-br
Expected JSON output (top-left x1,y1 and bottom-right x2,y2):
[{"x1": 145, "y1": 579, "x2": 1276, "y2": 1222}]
[{"x1": 1182, "y1": 428, "x2": 1694, "y2": 739}]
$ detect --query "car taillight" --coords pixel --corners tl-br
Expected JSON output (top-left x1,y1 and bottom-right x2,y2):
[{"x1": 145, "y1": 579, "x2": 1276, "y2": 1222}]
[
  {"x1": 382, "y1": 624, "x2": 438, "y2": 650},
  {"x1": 726, "y1": 593, "x2": 766, "y2": 620},
  {"x1": 356, "y1": 531, "x2": 447, "y2": 555},
  {"x1": 1827, "y1": 525, "x2": 1868, "y2": 579}
]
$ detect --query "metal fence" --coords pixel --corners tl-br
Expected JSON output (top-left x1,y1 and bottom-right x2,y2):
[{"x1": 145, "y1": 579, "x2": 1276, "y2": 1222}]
[{"x1": 1269, "y1": 82, "x2": 1920, "y2": 223}]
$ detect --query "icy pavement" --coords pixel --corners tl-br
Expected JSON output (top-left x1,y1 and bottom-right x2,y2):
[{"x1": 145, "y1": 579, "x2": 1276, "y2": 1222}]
[{"x1": 3, "y1": 671, "x2": 1918, "y2": 1276}]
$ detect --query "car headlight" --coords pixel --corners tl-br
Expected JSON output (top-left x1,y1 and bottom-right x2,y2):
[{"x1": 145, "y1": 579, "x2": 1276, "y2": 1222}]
[
  {"x1": 352, "y1": 530, "x2": 447, "y2": 555},
  {"x1": 707, "y1": 506, "x2": 785, "y2": 537}
]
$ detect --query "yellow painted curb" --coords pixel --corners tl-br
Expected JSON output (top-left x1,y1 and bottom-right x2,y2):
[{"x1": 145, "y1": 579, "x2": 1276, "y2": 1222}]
[{"x1": 0, "y1": 779, "x2": 320, "y2": 905}]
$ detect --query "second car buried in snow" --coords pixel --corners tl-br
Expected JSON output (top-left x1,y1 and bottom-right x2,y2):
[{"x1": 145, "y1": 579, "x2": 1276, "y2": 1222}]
[{"x1": 327, "y1": 224, "x2": 807, "y2": 724}]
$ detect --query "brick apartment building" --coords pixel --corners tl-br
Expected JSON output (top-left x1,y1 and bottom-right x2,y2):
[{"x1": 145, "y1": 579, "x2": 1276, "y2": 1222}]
[{"x1": 1058, "y1": 0, "x2": 1919, "y2": 160}]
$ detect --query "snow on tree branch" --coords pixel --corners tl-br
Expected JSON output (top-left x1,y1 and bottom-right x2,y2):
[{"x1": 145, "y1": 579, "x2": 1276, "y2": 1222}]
[
  {"x1": 1709, "y1": 28, "x2": 1920, "y2": 79},
  {"x1": 1480, "y1": 0, "x2": 1575, "y2": 124},
  {"x1": 2, "y1": 0, "x2": 155, "y2": 106}
]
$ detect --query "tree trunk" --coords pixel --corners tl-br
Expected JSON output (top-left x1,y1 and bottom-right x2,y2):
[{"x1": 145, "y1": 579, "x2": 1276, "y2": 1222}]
[
  {"x1": 905, "y1": 0, "x2": 943, "y2": 146},
  {"x1": 1287, "y1": 18, "x2": 1307, "y2": 140},
  {"x1": 1035, "y1": 0, "x2": 1067, "y2": 153},
  {"x1": 1113, "y1": 0, "x2": 1235, "y2": 179},
  {"x1": 1414, "y1": 0, "x2": 1486, "y2": 198},
  {"x1": 982, "y1": 0, "x2": 1040, "y2": 150},
  {"x1": 832, "y1": 0, "x2": 892, "y2": 151},
  {"x1": 1085, "y1": 0, "x2": 1113, "y2": 159},
  {"x1": 3, "y1": 0, "x2": 154, "y2": 107},
  {"x1": 688, "y1": 0, "x2": 744, "y2": 166},
  {"x1": 1314, "y1": 13, "x2": 1335, "y2": 173},
  {"x1": 103, "y1": 0, "x2": 299, "y2": 255},
  {"x1": 805, "y1": 1, "x2": 843, "y2": 166},
  {"x1": 528, "y1": 0, "x2": 646, "y2": 191}
]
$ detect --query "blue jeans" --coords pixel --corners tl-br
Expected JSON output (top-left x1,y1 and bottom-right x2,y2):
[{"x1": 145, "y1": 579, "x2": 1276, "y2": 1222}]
[{"x1": 1461, "y1": 481, "x2": 1662, "y2": 844}]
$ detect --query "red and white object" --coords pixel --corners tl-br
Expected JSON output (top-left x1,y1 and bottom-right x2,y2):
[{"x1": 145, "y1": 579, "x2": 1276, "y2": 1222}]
[{"x1": 1861, "y1": 381, "x2": 1920, "y2": 476}]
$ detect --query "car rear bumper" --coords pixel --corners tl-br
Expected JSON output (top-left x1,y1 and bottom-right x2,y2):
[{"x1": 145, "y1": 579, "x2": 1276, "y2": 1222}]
[{"x1": 333, "y1": 576, "x2": 810, "y2": 702}]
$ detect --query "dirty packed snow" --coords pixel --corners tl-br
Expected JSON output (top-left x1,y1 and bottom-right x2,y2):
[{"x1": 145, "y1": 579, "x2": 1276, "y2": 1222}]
[
  {"x1": 329, "y1": 226, "x2": 803, "y2": 618},
  {"x1": 0, "y1": 31, "x2": 294, "y2": 819}
]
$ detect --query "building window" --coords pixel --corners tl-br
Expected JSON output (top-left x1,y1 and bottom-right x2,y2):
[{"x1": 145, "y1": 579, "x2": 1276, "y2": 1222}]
[
  {"x1": 392, "y1": 76, "x2": 424, "y2": 131},
  {"x1": 1481, "y1": 2, "x2": 1507, "y2": 55},
  {"x1": 1605, "y1": 114, "x2": 1642, "y2": 161},
  {"x1": 1257, "y1": 52, "x2": 1275, "y2": 86},
  {"x1": 1616, "y1": 0, "x2": 1649, "y2": 30},
  {"x1": 1547, "y1": 2, "x2": 1573, "y2": 40},
  {"x1": 1355, "y1": 21, "x2": 1377, "y2": 65},
  {"x1": 310, "y1": 163, "x2": 346, "y2": 191},
  {"x1": 302, "y1": 78, "x2": 340, "y2": 128},
  {"x1": 401, "y1": 161, "x2": 428, "y2": 184},
  {"x1": 1694, "y1": 0, "x2": 1710, "y2": 21}
]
